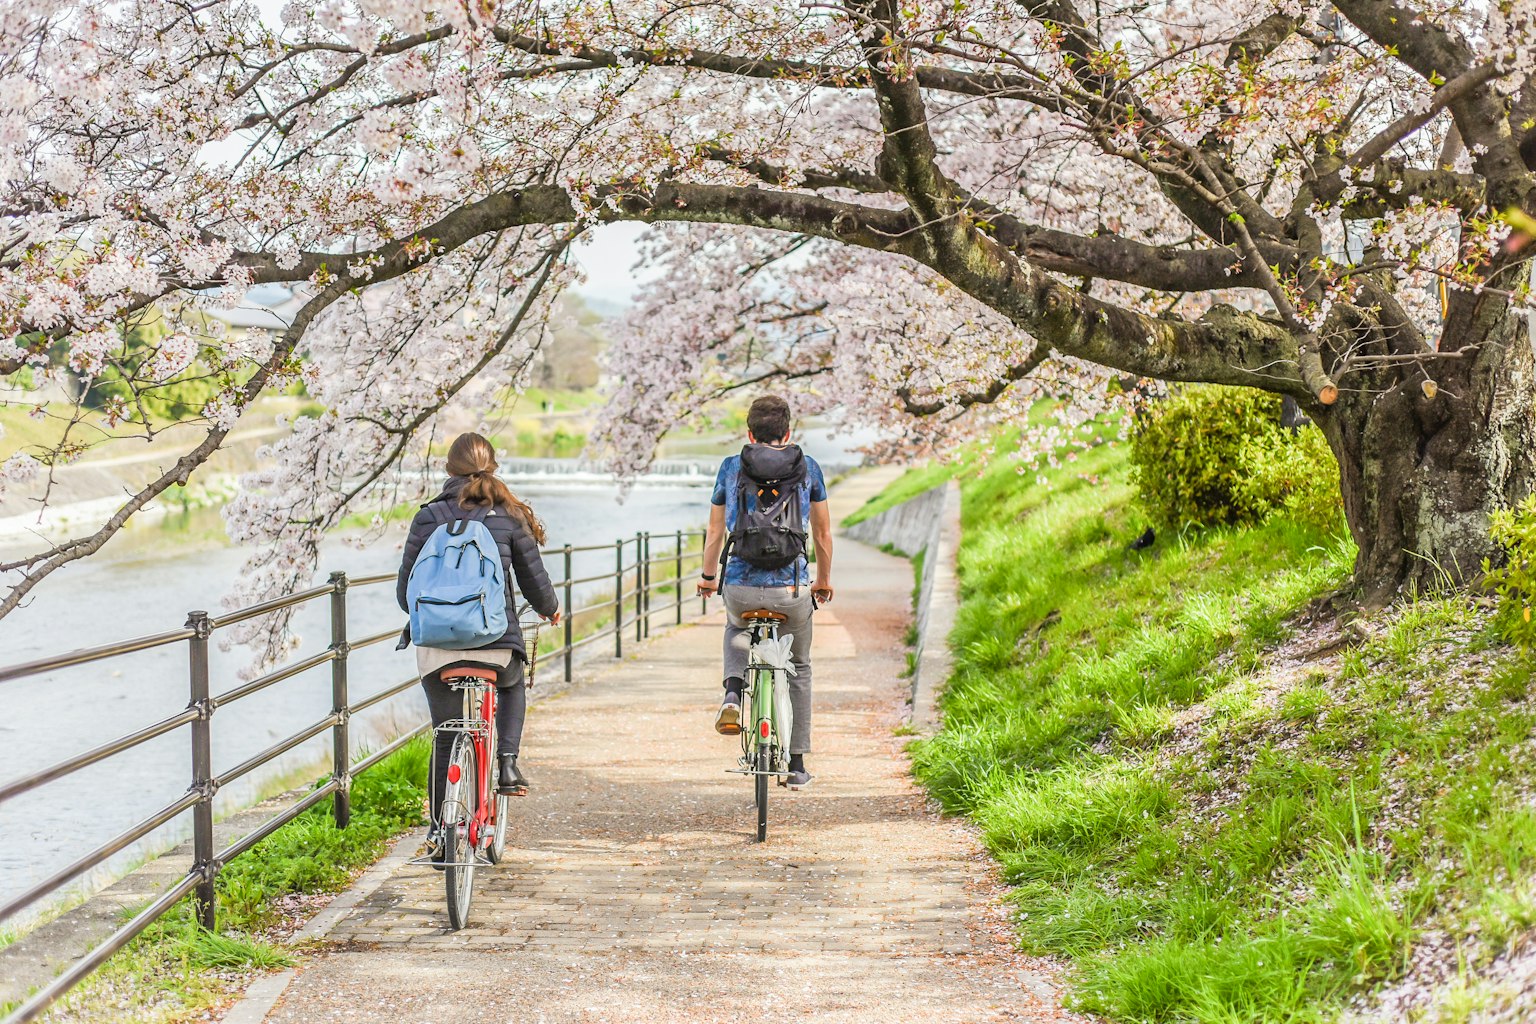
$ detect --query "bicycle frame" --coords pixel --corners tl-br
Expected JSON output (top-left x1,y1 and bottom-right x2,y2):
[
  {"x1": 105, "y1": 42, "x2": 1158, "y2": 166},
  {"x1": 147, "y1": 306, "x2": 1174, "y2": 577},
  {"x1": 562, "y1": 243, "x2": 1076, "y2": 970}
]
[
  {"x1": 738, "y1": 619, "x2": 791, "y2": 777},
  {"x1": 462, "y1": 681, "x2": 495, "y2": 850}
]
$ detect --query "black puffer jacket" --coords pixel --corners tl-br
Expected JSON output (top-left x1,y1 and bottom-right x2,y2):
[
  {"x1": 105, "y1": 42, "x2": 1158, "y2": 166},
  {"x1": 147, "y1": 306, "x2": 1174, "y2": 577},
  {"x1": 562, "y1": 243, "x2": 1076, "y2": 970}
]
[{"x1": 396, "y1": 475, "x2": 559, "y2": 658}]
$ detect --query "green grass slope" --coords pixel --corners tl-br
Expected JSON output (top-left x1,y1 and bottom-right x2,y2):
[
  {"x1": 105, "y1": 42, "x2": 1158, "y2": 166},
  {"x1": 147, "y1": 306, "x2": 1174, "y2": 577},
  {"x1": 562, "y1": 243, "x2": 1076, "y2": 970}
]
[{"x1": 901, "y1": 436, "x2": 1536, "y2": 1022}]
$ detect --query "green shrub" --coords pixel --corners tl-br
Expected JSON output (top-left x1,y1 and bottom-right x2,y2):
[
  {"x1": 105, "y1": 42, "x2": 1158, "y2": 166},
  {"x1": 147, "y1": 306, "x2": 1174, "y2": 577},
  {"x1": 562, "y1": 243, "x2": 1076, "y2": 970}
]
[
  {"x1": 1231, "y1": 421, "x2": 1344, "y2": 534},
  {"x1": 1128, "y1": 386, "x2": 1342, "y2": 532},
  {"x1": 1486, "y1": 494, "x2": 1536, "y2": 650},
  {"x1": 214, "y1": 734, "x2": 429, "y2": 930}
]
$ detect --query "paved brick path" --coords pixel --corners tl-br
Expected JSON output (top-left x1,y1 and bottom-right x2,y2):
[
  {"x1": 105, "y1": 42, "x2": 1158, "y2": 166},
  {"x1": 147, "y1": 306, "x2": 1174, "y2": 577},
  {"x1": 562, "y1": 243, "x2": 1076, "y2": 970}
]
[{"x1": 249, "y1": 472, "x2": 1075, "y2": 1024}]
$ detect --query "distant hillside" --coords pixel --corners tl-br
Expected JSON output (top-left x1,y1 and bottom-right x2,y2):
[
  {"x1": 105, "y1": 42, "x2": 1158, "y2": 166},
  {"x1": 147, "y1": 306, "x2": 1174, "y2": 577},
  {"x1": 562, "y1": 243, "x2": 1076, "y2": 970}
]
[{"x1": 572, "y1": 293, "x2": 631, "y2": 321}]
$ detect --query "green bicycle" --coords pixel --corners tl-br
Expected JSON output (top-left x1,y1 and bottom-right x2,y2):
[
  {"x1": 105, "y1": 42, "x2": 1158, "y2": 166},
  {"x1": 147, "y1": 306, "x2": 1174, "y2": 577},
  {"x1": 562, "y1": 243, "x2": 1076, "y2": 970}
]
[{"x1": 727, "y1": 608, "x2": 795, "y2": 842}]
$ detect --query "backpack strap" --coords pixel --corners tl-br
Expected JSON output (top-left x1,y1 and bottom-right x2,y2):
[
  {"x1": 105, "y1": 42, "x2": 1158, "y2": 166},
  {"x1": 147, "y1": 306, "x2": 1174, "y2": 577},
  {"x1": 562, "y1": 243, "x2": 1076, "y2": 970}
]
[
  {"x1": 717, "y1": 468, "x2": 762, "y2": 593},
  {"x1": 425, "y1": 499, "x2": 491, "y2": 530},
  {"x1": 424, "y1": 501, "x2": 497, "y2": 572}
]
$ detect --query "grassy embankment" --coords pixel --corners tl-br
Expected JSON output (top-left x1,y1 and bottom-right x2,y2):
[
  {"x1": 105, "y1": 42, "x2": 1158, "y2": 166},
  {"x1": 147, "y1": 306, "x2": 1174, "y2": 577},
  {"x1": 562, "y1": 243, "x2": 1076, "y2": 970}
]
[
  {"x1": 479, "y1": 385, "x2": 603, "y2": 458},
  {"x1": 854, "y1": 432, "x2": 1536, "y2": 1022},
  {"x1": 4, "y1": 736, "x2": 431, "y2": 1024}
]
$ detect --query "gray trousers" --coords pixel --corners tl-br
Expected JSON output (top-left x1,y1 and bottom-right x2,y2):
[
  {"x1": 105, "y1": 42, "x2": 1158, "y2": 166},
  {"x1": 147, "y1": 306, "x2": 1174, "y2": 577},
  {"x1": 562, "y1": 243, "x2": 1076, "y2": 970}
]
[{"x1": 723, "y1": 585, "x2": 813, "y2": 754}]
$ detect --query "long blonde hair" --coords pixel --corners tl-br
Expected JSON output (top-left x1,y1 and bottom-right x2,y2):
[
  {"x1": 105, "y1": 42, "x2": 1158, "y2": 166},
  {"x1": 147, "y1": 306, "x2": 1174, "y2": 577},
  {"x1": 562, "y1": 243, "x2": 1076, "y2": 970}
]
[{"x1": 444, "y1": 432, "x2": 546, "y2": 544}]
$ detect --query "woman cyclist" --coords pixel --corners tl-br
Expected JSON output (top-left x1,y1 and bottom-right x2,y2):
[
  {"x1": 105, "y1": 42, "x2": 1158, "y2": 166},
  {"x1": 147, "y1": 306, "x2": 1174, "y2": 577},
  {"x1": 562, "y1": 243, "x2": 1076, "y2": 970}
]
[{"x1": 396, "y1": 432, "x2": 560, "y2": 853}]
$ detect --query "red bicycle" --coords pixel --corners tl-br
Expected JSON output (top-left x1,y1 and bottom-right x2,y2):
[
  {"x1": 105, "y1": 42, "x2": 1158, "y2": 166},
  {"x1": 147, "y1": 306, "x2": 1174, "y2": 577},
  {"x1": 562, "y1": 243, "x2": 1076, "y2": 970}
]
[{"x1": 420, "y1": 622, "x2": 541, "y2": 930}]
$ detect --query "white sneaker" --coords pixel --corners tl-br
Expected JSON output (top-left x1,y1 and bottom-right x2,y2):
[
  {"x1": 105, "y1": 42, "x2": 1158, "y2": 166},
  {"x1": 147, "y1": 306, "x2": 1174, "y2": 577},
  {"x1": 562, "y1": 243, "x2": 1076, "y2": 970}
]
[{"x1": 714, "y1": 696, "x2": 742, "y2": 735}]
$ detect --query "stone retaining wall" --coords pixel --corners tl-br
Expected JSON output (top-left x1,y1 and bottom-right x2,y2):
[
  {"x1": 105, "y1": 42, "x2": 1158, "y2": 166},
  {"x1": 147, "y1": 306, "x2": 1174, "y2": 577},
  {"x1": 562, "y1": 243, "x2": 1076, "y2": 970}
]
[{"x1": 843, "y1": 480, "x2": 961, "y2": 731}]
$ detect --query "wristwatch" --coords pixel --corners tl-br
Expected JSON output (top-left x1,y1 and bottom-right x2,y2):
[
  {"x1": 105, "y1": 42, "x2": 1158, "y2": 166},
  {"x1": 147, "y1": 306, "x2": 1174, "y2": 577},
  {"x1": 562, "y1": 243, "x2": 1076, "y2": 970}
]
[{"x1": 701, "y1": 573, "x2": 717, "y2": 581}]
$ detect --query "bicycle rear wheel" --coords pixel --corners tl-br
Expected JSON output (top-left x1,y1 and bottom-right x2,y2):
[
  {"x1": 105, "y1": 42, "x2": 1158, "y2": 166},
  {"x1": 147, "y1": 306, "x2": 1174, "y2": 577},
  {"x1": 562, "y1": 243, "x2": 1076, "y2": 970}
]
[
  {"x1": 442, "y1": 735, "x2": 478, "y2": 930},
  {"x1": 754, "y1": 746, "x2": 769, "y2": 843}
]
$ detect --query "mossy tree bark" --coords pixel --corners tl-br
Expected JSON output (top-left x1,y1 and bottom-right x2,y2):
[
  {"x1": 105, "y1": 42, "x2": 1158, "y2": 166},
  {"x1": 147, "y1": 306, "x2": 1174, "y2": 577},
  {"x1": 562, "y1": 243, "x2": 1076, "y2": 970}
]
[{"x1": 1322, "y1": 298, "x2": 1536, "y2": 603}]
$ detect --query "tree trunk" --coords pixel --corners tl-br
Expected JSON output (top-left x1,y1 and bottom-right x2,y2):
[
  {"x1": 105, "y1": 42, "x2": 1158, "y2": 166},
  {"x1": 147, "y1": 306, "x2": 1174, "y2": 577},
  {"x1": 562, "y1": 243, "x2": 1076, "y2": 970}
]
[{"x1": 1323, "y1": 301, "x2": 1536, "y2": 604}]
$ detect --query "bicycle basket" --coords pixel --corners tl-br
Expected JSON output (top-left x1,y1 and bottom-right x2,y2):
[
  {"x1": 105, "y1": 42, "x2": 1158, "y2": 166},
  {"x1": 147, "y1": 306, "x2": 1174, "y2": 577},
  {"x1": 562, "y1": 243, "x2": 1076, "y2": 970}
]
[{"x1": 519, "y1": 618, "x2": 543, "y2": 688}]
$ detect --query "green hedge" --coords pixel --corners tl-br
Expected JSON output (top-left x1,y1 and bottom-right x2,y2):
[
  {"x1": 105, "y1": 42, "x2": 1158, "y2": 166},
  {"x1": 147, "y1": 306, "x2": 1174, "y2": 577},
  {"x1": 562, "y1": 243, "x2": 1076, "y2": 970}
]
[{"x1": 1128, "y1": 386, "x2": 1342, "y2": 533}]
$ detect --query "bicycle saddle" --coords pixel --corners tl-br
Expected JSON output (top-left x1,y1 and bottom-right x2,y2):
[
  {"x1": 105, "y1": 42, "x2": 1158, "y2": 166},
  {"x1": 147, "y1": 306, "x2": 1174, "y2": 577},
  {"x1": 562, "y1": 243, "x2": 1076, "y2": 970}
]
[
  {"x1": 440, "y1": 665, "x2": 500, "y2": 681},
  {"x1": 741, "y1": 609, "x2": 788, "y2": 622}
]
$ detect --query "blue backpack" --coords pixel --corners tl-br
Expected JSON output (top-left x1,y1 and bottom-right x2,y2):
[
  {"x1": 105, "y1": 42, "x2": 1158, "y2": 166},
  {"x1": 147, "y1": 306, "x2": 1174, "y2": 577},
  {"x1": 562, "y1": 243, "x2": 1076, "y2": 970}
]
[{"x1": 406, "y1": 506, "x2": 508, "y2": 650}]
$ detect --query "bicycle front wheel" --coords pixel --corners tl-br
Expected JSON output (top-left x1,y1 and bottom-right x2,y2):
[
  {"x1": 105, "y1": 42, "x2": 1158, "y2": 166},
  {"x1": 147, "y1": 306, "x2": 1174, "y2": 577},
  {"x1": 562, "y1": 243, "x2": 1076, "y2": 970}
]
[
  {"x1": 754, "y1": 746, "x2": 770, "y2": 843},
  {"x1": 441, "y1": 734, "x2": 478, "y2": 930},
  {"x1": 486, "y1": 791, "x2": 511, "y2": 864}
]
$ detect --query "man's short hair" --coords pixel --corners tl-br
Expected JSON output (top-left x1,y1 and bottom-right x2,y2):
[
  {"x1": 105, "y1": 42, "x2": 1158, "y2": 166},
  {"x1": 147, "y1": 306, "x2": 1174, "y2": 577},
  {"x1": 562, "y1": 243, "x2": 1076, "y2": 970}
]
[{"x1": 747, "y1": 395, "x2": 792, "y2": 443}]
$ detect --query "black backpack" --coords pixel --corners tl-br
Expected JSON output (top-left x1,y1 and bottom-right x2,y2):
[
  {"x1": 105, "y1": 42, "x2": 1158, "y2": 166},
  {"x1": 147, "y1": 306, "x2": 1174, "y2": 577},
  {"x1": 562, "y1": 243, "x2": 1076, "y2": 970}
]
[{"x1": 722, "y1": 444, "x2": 809, "y2": 573}]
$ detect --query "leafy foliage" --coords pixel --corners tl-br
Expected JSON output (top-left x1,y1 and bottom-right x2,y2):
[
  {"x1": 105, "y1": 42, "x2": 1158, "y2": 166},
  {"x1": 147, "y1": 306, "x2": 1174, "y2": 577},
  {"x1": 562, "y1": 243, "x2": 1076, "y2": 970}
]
[
  {"x1": 1486, "y1": 494, "x2": 1536, "y2": 651},
  {"x1": 1128, "y1": 386, "x2": 1342, "y2": 533}
]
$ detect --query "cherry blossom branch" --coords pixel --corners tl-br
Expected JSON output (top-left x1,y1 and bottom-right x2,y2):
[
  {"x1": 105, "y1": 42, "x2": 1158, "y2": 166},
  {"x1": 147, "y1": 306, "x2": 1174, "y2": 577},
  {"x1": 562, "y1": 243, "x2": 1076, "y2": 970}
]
[
  {"x1": 0, "y1": 288, "x2": 332, "y2": 617},
  {"x1": 708, "y1": 146, "x2": 1268, "y2": 291},
  {"x1": 707, "y1": 365, "x2": 833, "y2": 396},
  {"x1": 1183, "y1": 159, "x2": 1338, "y2": 404},
  {"x1": 700, "y1": 147, "x2": 891, "y2": 194},
  {"x1": 1332, "y1": 0, "x2": 1474, "y2": 85},
  {"x1": 1347, "y1": 64, "x2": 1500, "y2": 171},
  {"x1": 1334, "y1": 0, "x2": 1527, "y2": 193},
  {"x1": 230, "y1": 27, "x2": 455, "y2": 130},
  {"x1": 1223, "y1": 12, "x2": 1302, "y2": 66},
  {"x1": 0, "y1": 195, "x2": 568, "y2": 617},
  {"x1": 1016, "y1": 0, "x2": 1285, "y2": 244},
  {"x1": 854, "y1": 0, "x2": 970, "y2": 270},
  {"x1": 897, "y1": 343, "x2": 1053, "y2": 415},
  {"x1": 329, "y1": 231, "x2": 579, "y2": 511},
  {"x1": 486, "y1": 28, "x2": 1069, "y2": 108}
]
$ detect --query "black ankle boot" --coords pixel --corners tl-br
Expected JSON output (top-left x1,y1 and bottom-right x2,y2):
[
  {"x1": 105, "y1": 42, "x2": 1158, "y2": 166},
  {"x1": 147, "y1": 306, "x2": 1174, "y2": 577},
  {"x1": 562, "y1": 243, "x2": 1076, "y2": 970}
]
[{"x1": 498, "y1": 754, "x2": 528, "y2": 795}]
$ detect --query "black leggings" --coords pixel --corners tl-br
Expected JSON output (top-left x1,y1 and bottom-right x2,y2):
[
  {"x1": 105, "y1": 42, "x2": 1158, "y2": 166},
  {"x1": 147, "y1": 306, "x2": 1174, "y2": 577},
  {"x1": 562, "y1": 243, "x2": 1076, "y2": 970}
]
[{"x1": 422, "y1": 659, "x2": 526, "y2": 822}]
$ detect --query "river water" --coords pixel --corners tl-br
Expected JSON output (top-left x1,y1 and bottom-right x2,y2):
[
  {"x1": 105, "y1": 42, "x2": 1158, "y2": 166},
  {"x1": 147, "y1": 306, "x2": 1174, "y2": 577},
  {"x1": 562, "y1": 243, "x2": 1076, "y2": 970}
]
[{"x1": 0, "y1": 427, "x2": 874, "y2": 920}]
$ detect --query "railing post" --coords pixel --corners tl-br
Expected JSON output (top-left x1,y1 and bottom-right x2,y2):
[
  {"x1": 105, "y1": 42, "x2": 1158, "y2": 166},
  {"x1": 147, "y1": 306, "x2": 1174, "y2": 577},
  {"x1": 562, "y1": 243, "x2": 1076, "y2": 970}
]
[
  {"x1": 675, "y1": 529, "x2": 683, "y2": 625},
  {"x1": 614, "y1": 539, "x2": 624, "y2": 659},
  {"x1": 642, "y1": 532, "x2": 651, "y2": 639},
  {"x1": 635, "y1": 531, "x2": 644, "y2": 644},
  {"x1": 328, "y1": 571, "x2": 351, "y2": 829},
  {"x1": 563, "y1": 545, "x2": 574, "y2": 684},
  {"x1": 186, "y1": 610, "x2": 216, "y2": 932}
]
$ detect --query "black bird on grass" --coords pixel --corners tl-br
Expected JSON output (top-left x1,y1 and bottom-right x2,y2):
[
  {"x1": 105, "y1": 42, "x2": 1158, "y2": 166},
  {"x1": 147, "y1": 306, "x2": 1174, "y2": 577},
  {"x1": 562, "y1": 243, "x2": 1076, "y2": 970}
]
[{"x1": 1130, "y1": 527, "x2": 1156, "y2": 550}]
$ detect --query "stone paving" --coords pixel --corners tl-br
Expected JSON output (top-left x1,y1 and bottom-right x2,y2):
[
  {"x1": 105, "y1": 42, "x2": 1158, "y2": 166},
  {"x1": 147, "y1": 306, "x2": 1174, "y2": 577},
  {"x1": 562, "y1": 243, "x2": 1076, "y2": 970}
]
[{"x1": 251, "y1": 471, "x2": 1078, "y2": 1023}]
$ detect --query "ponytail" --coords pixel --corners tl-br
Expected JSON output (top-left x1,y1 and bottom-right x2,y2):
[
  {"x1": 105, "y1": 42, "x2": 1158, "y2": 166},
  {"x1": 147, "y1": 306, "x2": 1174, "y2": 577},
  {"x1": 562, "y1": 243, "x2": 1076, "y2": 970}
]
[{"x1": 445, "y1": 433, "x2": 547, "y2": 545}]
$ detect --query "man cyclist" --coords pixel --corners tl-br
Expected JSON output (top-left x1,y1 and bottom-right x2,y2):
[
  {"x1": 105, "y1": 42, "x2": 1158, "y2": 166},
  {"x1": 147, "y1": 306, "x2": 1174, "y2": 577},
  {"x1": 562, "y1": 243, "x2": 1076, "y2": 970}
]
[{"x1": 697, "y1": 396, "x2": 833, "y2": 790}]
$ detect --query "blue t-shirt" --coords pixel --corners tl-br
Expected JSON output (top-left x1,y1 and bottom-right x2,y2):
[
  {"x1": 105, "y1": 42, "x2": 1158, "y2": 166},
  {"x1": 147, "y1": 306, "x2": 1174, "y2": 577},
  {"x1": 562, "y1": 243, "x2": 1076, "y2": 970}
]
[{"x1": 711, "y1": 451, "x2": 827, "y2": 587}]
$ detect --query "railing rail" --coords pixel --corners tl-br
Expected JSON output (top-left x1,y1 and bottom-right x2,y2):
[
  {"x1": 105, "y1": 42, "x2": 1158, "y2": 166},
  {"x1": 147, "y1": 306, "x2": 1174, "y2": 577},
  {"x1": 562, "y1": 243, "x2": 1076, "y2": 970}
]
[{"x1": 0, "y1": 528, "x2": 707, "y2": 1024}]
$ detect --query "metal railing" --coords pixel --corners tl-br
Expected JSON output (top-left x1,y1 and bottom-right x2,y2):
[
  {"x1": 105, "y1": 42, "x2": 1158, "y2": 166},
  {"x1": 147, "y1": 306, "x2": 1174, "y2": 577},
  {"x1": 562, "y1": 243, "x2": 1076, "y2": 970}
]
[{"x1": 0, "y1": 528, "x2": 708, "y2": 1024}]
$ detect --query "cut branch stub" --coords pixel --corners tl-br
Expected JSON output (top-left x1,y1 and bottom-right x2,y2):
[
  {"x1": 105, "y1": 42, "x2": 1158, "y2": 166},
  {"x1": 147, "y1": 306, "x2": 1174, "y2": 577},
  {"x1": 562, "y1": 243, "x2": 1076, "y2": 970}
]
[{"x1": 1301, "y1": 346, "x2": 1340, "y2": 405}]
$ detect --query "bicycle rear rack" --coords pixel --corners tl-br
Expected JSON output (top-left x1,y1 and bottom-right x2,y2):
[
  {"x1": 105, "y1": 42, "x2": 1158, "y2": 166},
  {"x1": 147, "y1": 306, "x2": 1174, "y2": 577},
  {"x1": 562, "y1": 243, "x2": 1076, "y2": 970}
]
[{"x1": 435, "y1": 717, "x2": 490, "y2": 737}]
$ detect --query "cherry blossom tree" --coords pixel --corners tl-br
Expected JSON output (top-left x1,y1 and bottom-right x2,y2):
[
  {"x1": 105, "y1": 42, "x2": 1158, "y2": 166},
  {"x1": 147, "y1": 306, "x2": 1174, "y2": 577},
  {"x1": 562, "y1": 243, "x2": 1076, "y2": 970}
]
[{"x1": 1, "y1": 0, "x2": 1533, "y2": 620}]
